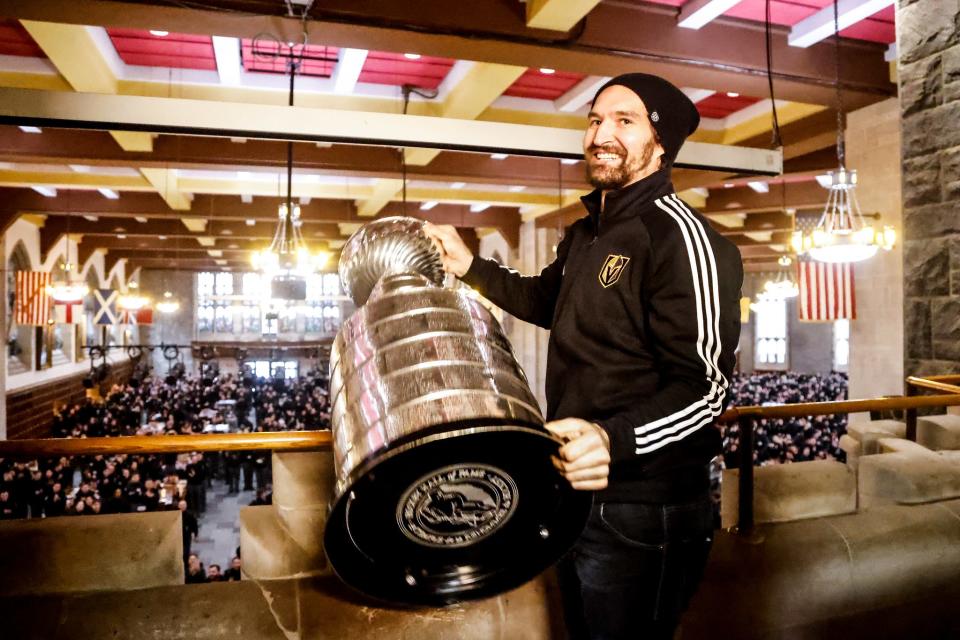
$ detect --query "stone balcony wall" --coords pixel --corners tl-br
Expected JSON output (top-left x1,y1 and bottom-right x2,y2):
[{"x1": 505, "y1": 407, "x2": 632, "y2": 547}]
[{"x1": 898, "y1": 0, "x2": 960, "y2": 376}]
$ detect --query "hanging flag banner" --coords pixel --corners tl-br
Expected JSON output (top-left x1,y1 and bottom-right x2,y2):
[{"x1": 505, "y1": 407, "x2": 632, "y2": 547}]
[
  {"x1": 797, "y1": 260, "x2": 856, "y2": 322},
  {"x1": 14, "y1": 271, "x2": 51, "y2": 326},
  {"x1": 120, "y1": 307, "x2": 153, "y2": 325},
  {"x1": 93, "y1": 289, "x2": 119, "y2": 325},
  {"x1": 54, "y1": 301, "x2": 85, "y2": 324}
]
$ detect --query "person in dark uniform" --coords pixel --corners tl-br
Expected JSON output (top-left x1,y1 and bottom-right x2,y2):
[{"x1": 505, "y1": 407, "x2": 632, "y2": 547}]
[{"x1": 425, "y1": 73, "x2": 743, "y2": 640}]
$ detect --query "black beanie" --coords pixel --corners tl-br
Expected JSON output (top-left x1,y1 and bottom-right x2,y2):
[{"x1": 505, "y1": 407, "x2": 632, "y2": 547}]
[{"x1": 591, "y1": 73, "x2": 700, "y2": 168}]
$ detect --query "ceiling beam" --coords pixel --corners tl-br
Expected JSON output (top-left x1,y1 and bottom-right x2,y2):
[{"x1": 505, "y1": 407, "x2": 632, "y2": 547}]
[
  {"x1": 526, "y1": 0, "x2": 602, "y2": 31},
  {"x1": 140, "y1": 168, "x2": 191, "y2": 210},
  {"x1": 0, "y1": 127, "x2": 591, "y2": 191},
  {"x1": 34, "y1": 214, "x2": 344, "y2": 242},
  {"x1": 0, "y1": 0, "x2": 894, "y2": 108},
  {"x1": 789, "y1": 0, "x2": 895, "y2": 49},
  {"x1": 704, "y1": 180, "x2": 826, "y2": 214},
  {"x1": 18, "y1": 21, "x2": 152, "y2": 152},
  {"x1": 0, "y1": 188, "x2": 521, "y2": 235},
  {"x1": 0, "y1": 88, "x2": 783, "y2": 174},
  {"x1": 404, "y1": 62, "x2": 526, "y2": 166},
  {"x1": 356, "y1": 178, "x2": 403, "y2": 218}
]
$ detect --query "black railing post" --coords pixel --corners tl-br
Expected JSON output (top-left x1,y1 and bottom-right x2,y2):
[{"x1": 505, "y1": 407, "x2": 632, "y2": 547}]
[
  {"x1": 737, "y1": 417, "x2": 755, "y2": 534},
  {"x1": 905, "y1": 383, "x2": 917, "y2": 442}
]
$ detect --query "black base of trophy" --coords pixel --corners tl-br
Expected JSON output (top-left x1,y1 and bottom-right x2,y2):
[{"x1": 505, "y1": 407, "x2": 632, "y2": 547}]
[{"x1": 324, "y1": 426, "x2": 593, "y2": 606}]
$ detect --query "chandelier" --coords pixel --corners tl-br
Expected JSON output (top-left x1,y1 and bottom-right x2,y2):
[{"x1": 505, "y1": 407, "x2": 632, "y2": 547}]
[
  {"x1": 249, "y1": 39, "x2": 328, "y2": 279},
  {"x1": 156, "y1": 290, "x2": 180, "y2": 314},
  {"x1": 761, "y1": 255, "x2": 799, "y2": 299},
  {"x1": 250, "y1": 201, "x2": 327, "y2": 277},
  {"x1": 790, "y1": 169, "x2": 896, "y2": 263},
  {"x1": 47, "y1": 243, "x2": 88, "y2": 303},
  {"x1": 790, "y1": 0, "x2": 896, "y2": 264},
  {"x1": 118, "y1": 293, "x2": 149, "y2": 311}
]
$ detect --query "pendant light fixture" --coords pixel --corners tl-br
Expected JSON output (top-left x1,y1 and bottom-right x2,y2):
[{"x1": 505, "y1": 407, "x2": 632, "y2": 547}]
[
  {"x1": 791, "y1": 0, "x2": 895, "y2": 263},
  {"x1": 47, "y1": 214, "x2": 89, "y2": 303},
  {"x1": 250, "y1": 38, "x2": 328, "y2": 279}
]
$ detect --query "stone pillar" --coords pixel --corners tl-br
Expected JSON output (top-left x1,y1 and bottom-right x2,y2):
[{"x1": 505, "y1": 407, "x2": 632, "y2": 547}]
[
  {"x1": 240, "y1": 451, "x2": 333, "y2": 579},
  {"x1": 898, "y1": 0, "x2": 960, "y2": 377},
  {"x1": 507, "y1": 220, "x2": 553, "y2": 411},
  {"x1": 845, "y1": 98, "x2": 904, "y2": 408}
]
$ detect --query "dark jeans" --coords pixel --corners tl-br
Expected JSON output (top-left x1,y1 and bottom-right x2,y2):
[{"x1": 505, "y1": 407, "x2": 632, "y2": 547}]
[{"x1": 558, "y1": 492, "x2": 714, "y2": 640}]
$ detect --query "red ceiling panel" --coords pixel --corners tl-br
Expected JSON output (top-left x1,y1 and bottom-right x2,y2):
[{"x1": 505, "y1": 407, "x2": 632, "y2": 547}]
[
  {"x1": 722, "y1": 0, "x2": 829, "y2": 26},
  {"x1": 871, "y1": 5, "x2": 896, "y2": 21},
  {"x1": 0, "y1": 19, "x2": 44, "y2": 57},
  {"x1": 641, "y1": 0, "x2": 893, "y2": 44},
  {"x1": 696, "y1": 93, "x2": 762, "y2": 119},
  {"x1": 107, "y1": 29, "x2": 216, "y2": 70},
  {"x1": 357, "y1": 52, "x2": 456, "y2": 89},
  {"x1": 839, "y1": 6, "x2": 895, "y2": 43},
  {"x1": 241, "y1": 40, "x2": 337, "y2": 77},
  {"x1": 503, "y1": 69, "x2": 587, "y2": 100}
]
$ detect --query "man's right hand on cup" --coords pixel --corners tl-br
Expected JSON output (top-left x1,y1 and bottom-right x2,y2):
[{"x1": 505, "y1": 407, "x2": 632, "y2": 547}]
[{"x1": 422, "y1": 222, "x2": 474, "y2": 278}]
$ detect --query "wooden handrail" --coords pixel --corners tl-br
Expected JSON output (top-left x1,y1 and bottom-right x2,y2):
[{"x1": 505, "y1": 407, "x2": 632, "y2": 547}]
[
  {"x1": 0, "y1": 431, "x2": 331, "y2": 459},
  {"x1": 906, "y1": 376, "x2": 960, "y2": 394},
  {"x1": 717, "y1": 393, "x2": 960, "y2": 424},
  {"x1": 918, "y1": 374, "x2": 960, "y2": 384},
  {"x1": 1, "y1": 373, "x2": 957, "y2": 461}
]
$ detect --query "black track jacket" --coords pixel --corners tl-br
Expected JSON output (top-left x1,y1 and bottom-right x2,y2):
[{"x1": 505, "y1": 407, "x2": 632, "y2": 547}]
[{"x1": 461, "y1": 168, "x2": 743, "y2": 503}]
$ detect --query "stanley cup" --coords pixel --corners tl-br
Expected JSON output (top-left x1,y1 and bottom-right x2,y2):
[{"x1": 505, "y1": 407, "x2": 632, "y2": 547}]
[{"x1": 324, "y1": 216, "x2": 590, "y2": 605}]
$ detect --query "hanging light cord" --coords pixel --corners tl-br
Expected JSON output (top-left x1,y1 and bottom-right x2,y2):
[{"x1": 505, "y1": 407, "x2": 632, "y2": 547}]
[
  {"x1": 764, "y1": 0, "x2": 782, "y2": 148},
  {"x1": 399, "y1": 84, "x2": 439, "y2": 214},
  {"x1": 833, "y1": 0, "x2": 845, "y2": 169}
]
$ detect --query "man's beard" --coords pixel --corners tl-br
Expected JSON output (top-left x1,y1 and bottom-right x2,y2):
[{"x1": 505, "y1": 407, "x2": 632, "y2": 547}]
[{"x1": 585, "y1": 140, "x2": 657, "y2": 190}]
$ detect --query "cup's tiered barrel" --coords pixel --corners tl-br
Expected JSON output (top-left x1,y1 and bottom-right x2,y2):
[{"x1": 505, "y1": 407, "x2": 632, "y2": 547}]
[{"x1": 324, "y1": 217, "x2": 591, "y2": 605}]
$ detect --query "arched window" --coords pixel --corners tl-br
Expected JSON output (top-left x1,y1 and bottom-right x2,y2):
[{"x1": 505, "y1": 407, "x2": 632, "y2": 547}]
[{"x1": 7, "y1": 241, "x2": 32, "y2": 369}]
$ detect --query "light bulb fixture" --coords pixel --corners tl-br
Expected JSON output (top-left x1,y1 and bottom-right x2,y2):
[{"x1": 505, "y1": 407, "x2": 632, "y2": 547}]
[
  {"x1": 749, "y1": 290, "x2": 783, "y2": 312},
  {"x1": 790, "y1": 0, "x2": 896, "y2": 264},
  {"x1": 47, "y1": 251, "x2": 88, "y2": 303},
  {"x1": 156, "y1": 290, "x2": 180, "y2": 314},
  {"x1": 790, "y1": 169, "x2": 896, "y2": 263},
  {"x1": 47, "y1": 281, "x2": 88, "y2": 303},
  {"x1": 761, "y1": 256, "x2": 799, "y2": 299},
  {"x1": 118, "y1": 294, "x2": 149, "y2": 311}
]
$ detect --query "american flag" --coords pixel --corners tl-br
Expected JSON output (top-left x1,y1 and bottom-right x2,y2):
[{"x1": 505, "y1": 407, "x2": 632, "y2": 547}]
[
  {"x1": 14, "y1": 271, "x2": 51, "y2": 326},
  {"x1": 797, "y1": 259, "x2": 856, "y2": 321},
  {"x1": 793, "y1": 214, "x2": 857, "y2": 321}
]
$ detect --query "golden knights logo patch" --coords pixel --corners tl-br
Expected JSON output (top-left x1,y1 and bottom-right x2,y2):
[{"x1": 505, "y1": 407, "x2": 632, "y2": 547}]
[{"x1": 598, "y1": 254, "x2": 630, "y2": 288}]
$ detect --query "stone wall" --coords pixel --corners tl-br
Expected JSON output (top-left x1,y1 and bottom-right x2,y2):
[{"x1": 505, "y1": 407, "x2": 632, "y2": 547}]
[
  {"x1": 898, "y1": 0, "x2": 960, "y2": 378},
  {"x1": 845, "y1": 98, "x2": 904, "y2": 408}
]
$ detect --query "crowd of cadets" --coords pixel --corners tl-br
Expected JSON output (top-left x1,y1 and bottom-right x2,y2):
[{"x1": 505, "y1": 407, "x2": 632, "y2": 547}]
[
  {"x1": 720, "y1": 371, "x2": 849, "y2": 467},
  {"x1": 0, "y1": 370, "x2": 851, "y2": 521},
  {"x1": 0, "y1": 368, "x2": 331, "y2": 580}
]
